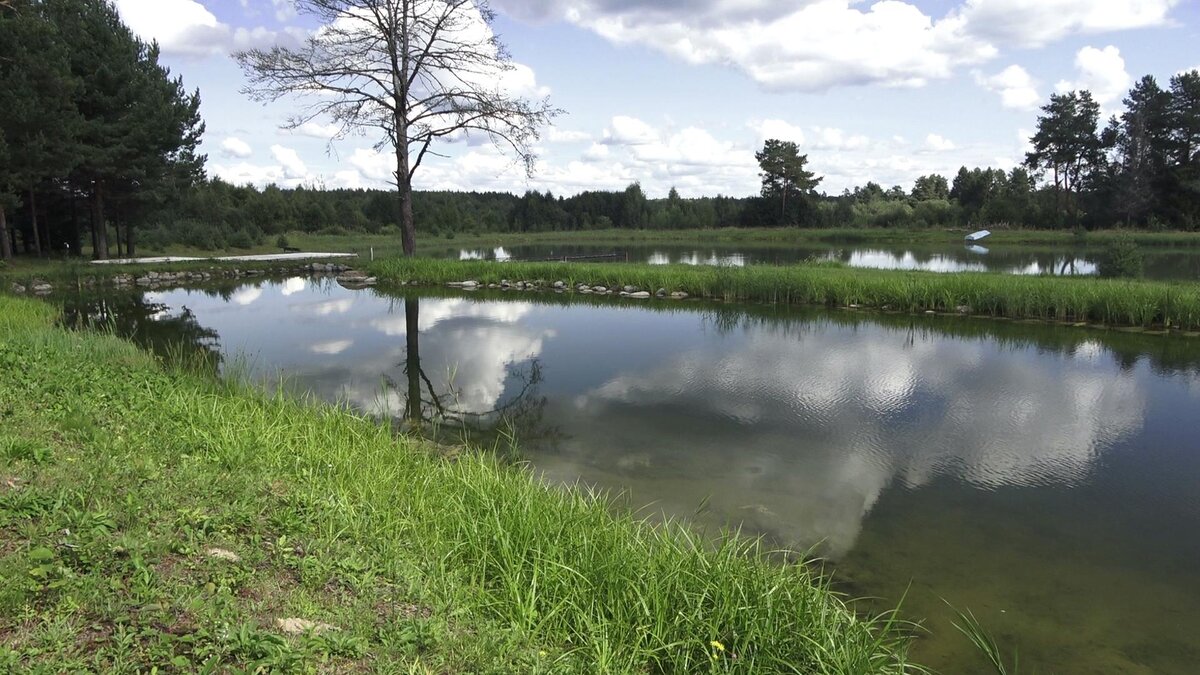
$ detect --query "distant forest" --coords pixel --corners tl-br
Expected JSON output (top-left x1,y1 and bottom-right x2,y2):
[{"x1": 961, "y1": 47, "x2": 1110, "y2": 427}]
[{"x1": 2, "y1": 1, "x2": 1199, "y2": 257}]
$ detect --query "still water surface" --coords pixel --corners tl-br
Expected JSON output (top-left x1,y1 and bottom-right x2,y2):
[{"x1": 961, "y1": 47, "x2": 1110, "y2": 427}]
[
  {"x1": 65, "y1": 278, "x2": 1200, "y2": 673},
  {"x1": 445, "y1": 242, "x2": 1200, "y2": 280}
]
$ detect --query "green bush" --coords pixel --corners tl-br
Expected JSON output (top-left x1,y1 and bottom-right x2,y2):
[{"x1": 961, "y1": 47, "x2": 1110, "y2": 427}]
[{"x1": 276, "y1": 234, "x2": 291, "y2": 249}]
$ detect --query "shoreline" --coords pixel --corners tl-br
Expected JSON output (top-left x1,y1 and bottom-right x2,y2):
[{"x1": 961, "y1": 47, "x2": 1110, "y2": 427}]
[
  {"x1": 0, "y1": 295, "x2": 922, "y2": 672},
  {"x1": 369, "y1": 257, "x2": 1200, "y2": 331}
]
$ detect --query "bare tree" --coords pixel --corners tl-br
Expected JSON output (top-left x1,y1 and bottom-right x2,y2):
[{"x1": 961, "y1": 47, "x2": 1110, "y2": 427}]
[{"x1": 235, "y1": 0, "x2": 559, "y2": 255}]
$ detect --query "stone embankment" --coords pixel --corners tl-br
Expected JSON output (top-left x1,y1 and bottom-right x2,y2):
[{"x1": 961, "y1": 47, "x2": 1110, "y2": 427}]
[
  {"x1": 433, "y1": 278, "x2": 690, "y2": 300},
  {"x1": 7, "y1": 262, "x2": 362, "y2": 295}
]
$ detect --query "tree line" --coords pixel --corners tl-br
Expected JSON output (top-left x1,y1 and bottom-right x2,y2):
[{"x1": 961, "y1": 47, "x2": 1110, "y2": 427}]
[{"x1": 0, "y1": 0, "x2": 204, "y2": 260}]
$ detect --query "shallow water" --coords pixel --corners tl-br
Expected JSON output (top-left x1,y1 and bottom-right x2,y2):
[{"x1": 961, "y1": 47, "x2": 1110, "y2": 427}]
[
  {"x1": 63, "y1": 278, "x2": 1200, "y2": 673},
  {"x1": 443, "y1": 241, "x2": 1200, "y2": 280}
]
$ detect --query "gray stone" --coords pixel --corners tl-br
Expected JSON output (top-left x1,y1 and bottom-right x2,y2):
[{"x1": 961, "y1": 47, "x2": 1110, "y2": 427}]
[
  {"x1": 669, "y1": 291, "x2": 689, "y2": 300},
  {"x1": 276, "y1": 618, "x2": 337, "y2": 635},
  {"x1": 553, "y1": 280, "x2": 565, "y2": 289},
  {"x1": 206, "y1": 548, "x2": 241, "y2": 563},
  {"x1": 32, "y1": 283, "x2": 52, "y2": 294},
  {"x1": 956, "y1": 305, "x2": 971, "y2": 314},
  {"x1": 656, "y1": 288, "x2": 666, "y2": 296},
  {"x1": 11, "y1": 284, "x2": 25, "y2": 294},
  {"x1": 623, "y1": 285, "x2": 637, "y2": 293},
  {"x1": 592, "y1": 286, "x2": 607, "y2": 293},
  {"x1": 628, "y1": 291, "x2": 651, "y2": 299}
]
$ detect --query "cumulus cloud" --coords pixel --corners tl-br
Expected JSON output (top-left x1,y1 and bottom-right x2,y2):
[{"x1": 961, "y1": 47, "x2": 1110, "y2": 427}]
[
  {"x1": 602, "y1": 116, "x2": 661, "y2": 145},
  {"x1": 546, "y1": 127, "x2": 592, "y2": 143},
  {"x1": 210, "y1": 145, "x2": 317, "y2": 187},
  {"x1": 1056, "y1": 45, "x2": 1131, "y2": 108},
  {"x1": 220, "y1": 137, "x2": 253, "y2": 159},
  {"x1": 976, "y1": 64, "x2": 1041, "y2": 110},
  {"x1": 925, "y1": 133, "x2": 957, "y2": 152},
  {"x1": 114, "y1": 0, "x2": 302, "y2": 57},
  {"x1": 954, "y1": 0, "x2": 1180, "y2": 47},
  {"x1": 293, "y1": 122, "x2": 344, "y2": 140},
  {"x1": 749, "y1": 120, "x2": 871, "y2": 151},
  {"x1": 496, "y1": 0, "x2": 1179, "y2": 92},
  {"x1": 271, "y1": 145, "x2": 309, "y2": 180}
]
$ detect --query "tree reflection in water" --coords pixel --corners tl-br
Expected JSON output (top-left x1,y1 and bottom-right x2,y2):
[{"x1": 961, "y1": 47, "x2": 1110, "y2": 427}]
[
  {"x1": 62, "y1": 291, "x2": 223, "y2": 374},
  {"x1": 386, "y1": 296, "x2": 558, "y2": 456}
]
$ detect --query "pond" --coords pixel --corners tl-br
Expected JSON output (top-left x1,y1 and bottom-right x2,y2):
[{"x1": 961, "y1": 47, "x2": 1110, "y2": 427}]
[
  {"x1": 441, "y1": 241, "x2": 1200, "y2": 280},
  {"x1": 63, "y1": 278, "x2": 1200, "y2": 673}
]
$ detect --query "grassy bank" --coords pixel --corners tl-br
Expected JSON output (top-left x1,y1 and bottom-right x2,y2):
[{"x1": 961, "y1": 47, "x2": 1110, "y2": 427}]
[
  {"x1": 0, "y1": 296, "x2": 919, "y2": 673},
  {"x1": 369, "y1": 257, "x2": 1200, "y2": 331}
]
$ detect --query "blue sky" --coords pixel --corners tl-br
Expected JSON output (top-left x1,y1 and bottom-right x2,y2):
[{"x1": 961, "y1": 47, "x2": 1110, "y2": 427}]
[{"x1": 113, "y1": 0, "x2": 1200, "y2": 198}]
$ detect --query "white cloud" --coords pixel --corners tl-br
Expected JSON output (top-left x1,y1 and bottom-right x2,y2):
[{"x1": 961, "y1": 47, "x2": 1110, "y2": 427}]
[
  {"x1": 602, "y1": 116, "x2": 660, "y2": 145},
  {"x1": 497, "y1": 0, "x2": 1179, "y2": 92},
  {"x1": 750, "y1": 119, "x2": 808, "y2": 145},
  {"x1": 348, "y1": 148, "x2": 395, "y2": 183},
  {"x1": 1056, "y1": 45, "x2": 1131, "y2": 108},
  {"x1": 271, "y1": 0, "x2": 297, "y2": 22},
  {"x1": 220, "y1": 137, "x2": 253, "y2": 159},
  {"x1": 808, "y1": 126, "x2": 871, "y2": 151},
  {"x1": 293, "y1": 122, "x2": 344, "y2": 140},
  {"x1": 210, "y1": 161, "x2": 284, "y2": 187},
  {"x1": 114, "y1": 0, "x2": 300, "y2": 57},
  {"x1": 955, "y1": 0, "x2": 1180, "y2": 48},
  {"x1": 976, "y1": 64, "x2": 1041, "y2": 110},
  {"x1": 925, "y1": 133, "x2": 957, "y2": 152},
  {"x1": 546, "y1": 127, "x2": 592, "y2": 143},
  {"x1": 749, "y1": 120, "x2": 871, "y2": 151},
  {"x1": 582, "y1": 143, "x2": 610, "y2": 162},
  {"x1": 271, "y1": 145, "x2": 309, "y2": 180}
]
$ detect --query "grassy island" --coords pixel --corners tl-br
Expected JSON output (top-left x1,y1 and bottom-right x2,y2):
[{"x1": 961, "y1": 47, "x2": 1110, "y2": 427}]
[
  {"x1": 370, "y1": 257, "x2": 1200, "y2": 331},
  {"x1": 0, "y1": 296, "x2": 920, "y2": 673}
]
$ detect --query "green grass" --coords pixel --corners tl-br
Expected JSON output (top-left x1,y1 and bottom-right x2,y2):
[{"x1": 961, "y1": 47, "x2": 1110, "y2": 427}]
[
  {"x1": 0, "y1": 295, "x2": 922, "y2": 673},
  {"x1": 368, "y1": 257, "x2": 1200, "y2": 331}
]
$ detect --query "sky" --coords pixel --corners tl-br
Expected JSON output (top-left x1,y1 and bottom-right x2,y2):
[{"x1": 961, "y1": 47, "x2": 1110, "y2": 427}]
[{"x1": 112, "y1": 0, "x2": 1200, "y2": 198}]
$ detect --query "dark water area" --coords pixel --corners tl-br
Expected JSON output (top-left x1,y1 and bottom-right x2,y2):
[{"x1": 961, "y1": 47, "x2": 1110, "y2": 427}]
[
  {"x1": 61, "y1": 278, "x2": 1200, "y2": 673},
  {"x1": 440, "y1": 241, "x2": 1200, "y2": 280}
]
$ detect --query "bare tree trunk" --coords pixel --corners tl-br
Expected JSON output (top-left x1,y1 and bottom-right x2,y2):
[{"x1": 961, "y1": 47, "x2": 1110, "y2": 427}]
[
  {"x1": 92, "y1": 181, "x2": 109, "y2": 260},
  {"x1": 396, "y1": 164, "x2": 416, "y2": 256},
  {"x1": 0, "y1": 204, "x2": 11, "y2": 260},
  {"x1": 126, "y1": 222, "x2": 136, "y2": 258},
  {"x1": 29, "y1": 187, "x2": 43, "y2": 257}
]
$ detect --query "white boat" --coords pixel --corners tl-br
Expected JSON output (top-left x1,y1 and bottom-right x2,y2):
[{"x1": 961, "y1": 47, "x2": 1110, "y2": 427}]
[{"x1": 965, "y1": 229, "x2": 992, "y2": 242}]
